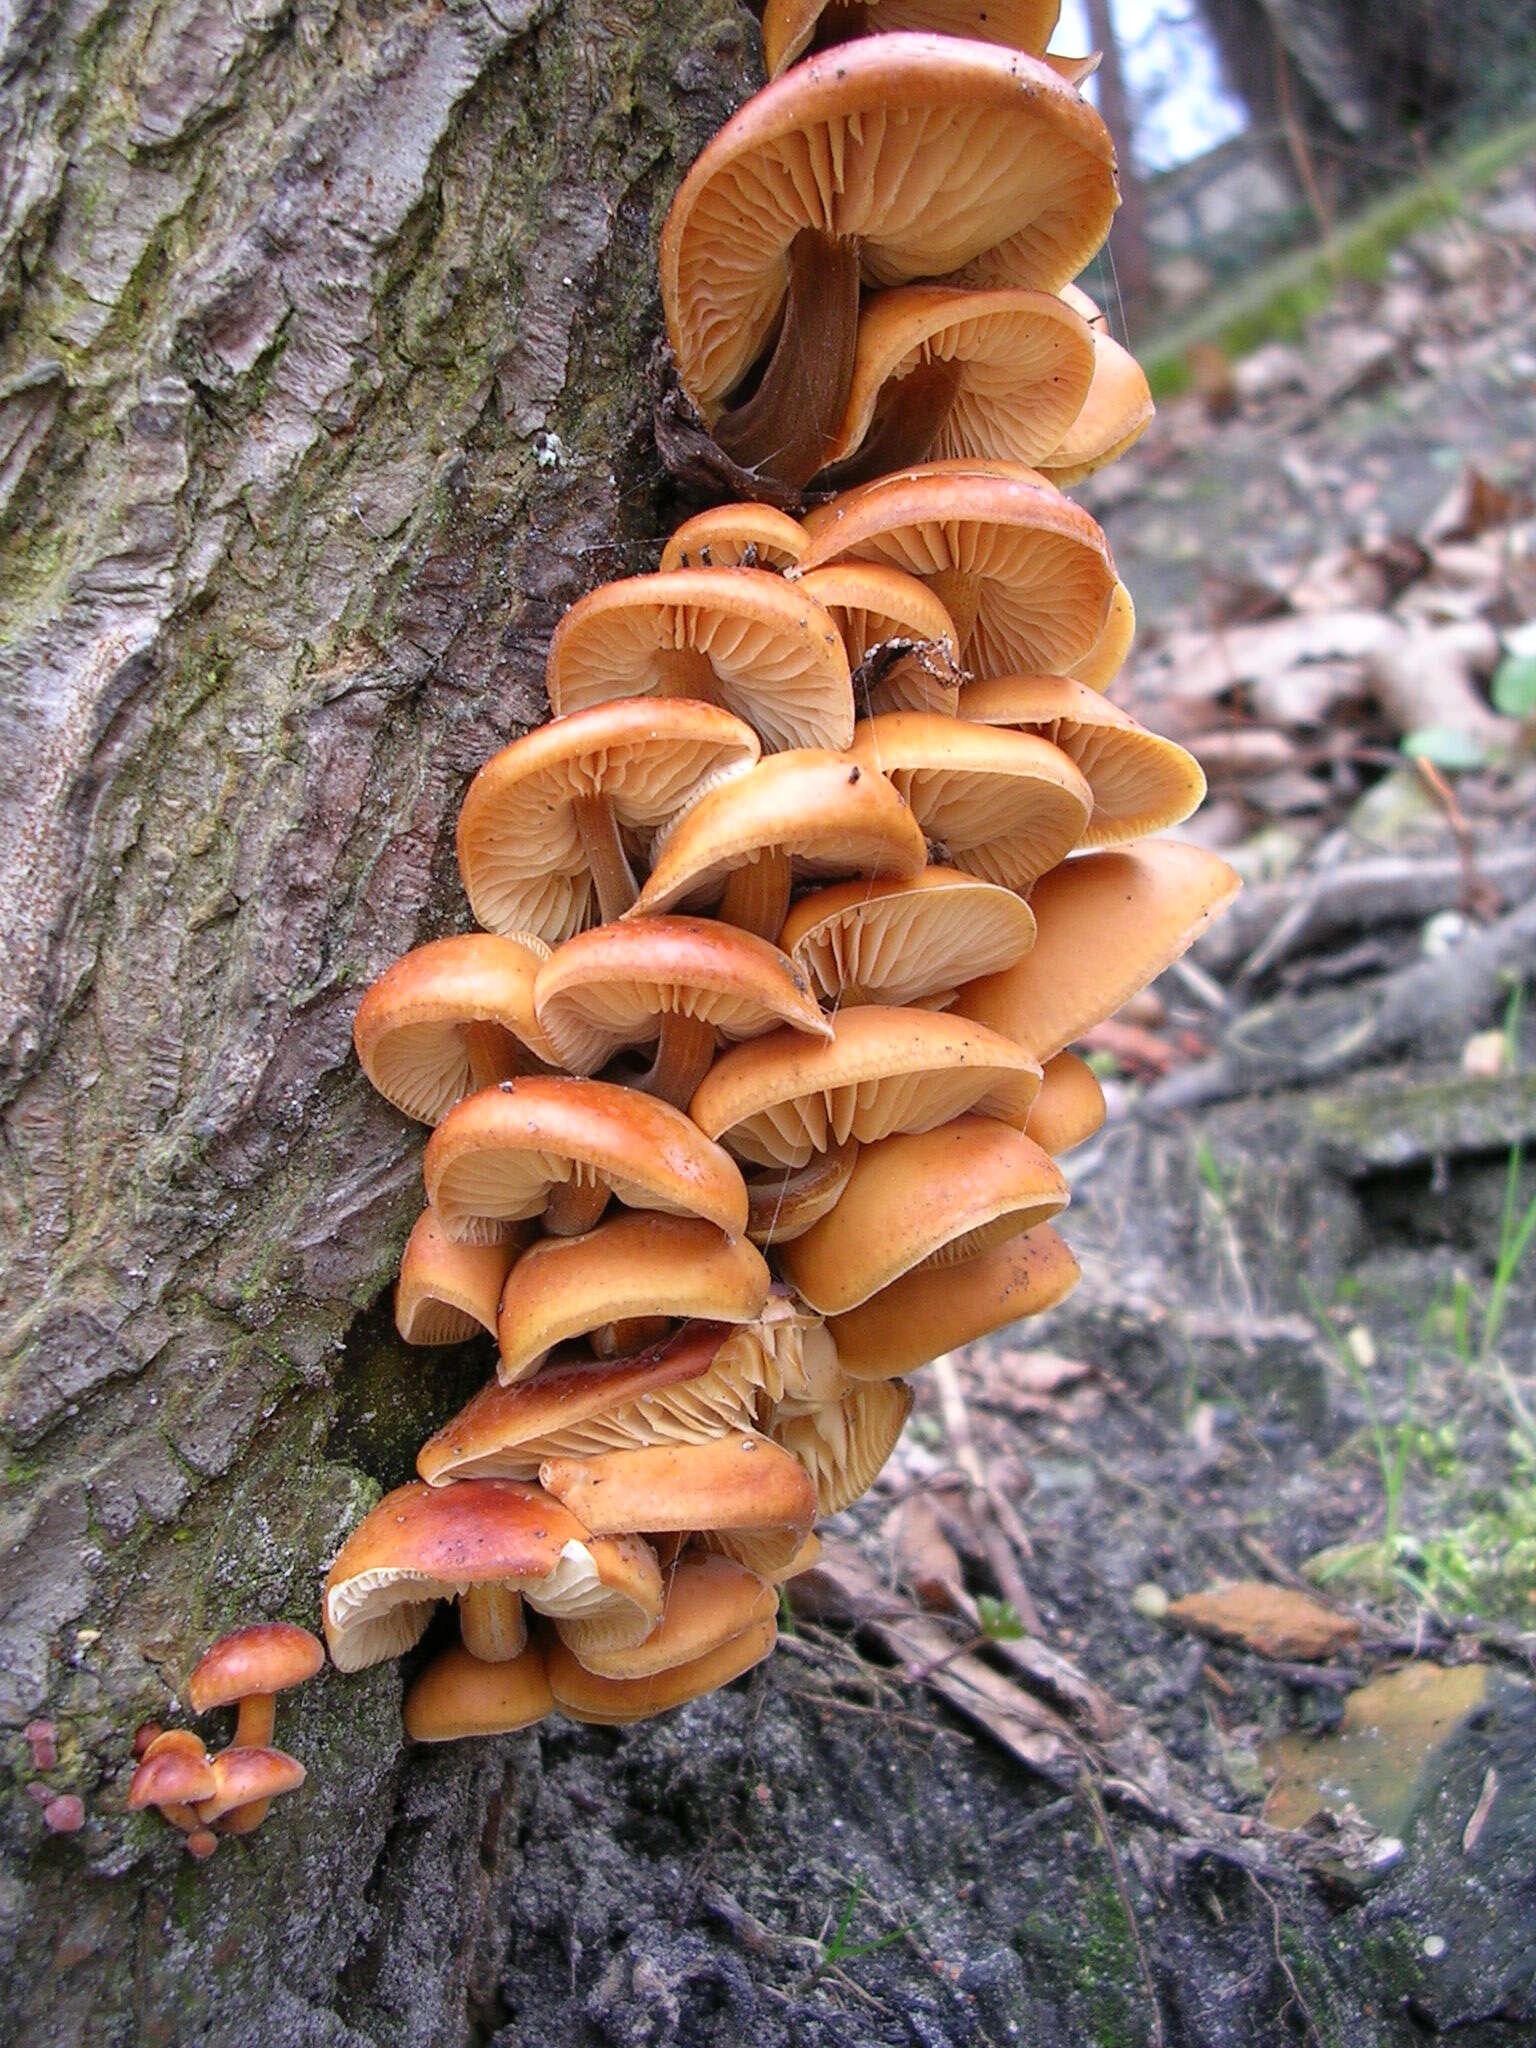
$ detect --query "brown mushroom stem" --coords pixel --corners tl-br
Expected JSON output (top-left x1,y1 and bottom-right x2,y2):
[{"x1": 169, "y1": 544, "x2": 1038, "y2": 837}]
[
  {"x1": 162, "y1": 1802, "x2": 201, "y2": 1833},
  {"x1": 231, "y1": 1696, "x2": 277, "y2": 1750},
  {"x1": 746, "y1": 1138, "x2": 859, "y2": 1245},
  {"x1": 592, "y1": 1316, "x2": 674, "y2": 1358},
  {"x1": 927, "y1": 567, "x2": 981, "y2": 647},
  {"x1": 462, "y1": 1021, "x2": 526, "y2": 1091},
  {"x1": 572, "y1": 794, "x2": 640, "y2": 923},
  {"x1": 718, "y1": 852, "x2": 792, "y2": 941},
  {"x1": 711, "y1": 227, "x2": 860, "y2": 490},
  {"x1": 635, "y1": 1013, "x2": 717, "y2": 1109},
  {"x1": 542, "y1": 1175, "x2": 611, "y2": 1237},
  {"x1": 822, "y1": 357, "x2": 965, "y2": 488},
  {"x1": 458, "y1": 1584, "x2": 526, "y2": 1663}
]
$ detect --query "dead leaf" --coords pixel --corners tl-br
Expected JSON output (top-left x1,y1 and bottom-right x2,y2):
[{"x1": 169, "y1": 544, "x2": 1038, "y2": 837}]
[
  {"x1": 1168, "y1": 1581, "x2": 1361, "y2": 1662},
  {"x1": 889, "y1": 1495, "x2": 966, "y2": 1612},
  {"x1": 1421, "y1": 466, "x2": 1533, "y2": 547}
]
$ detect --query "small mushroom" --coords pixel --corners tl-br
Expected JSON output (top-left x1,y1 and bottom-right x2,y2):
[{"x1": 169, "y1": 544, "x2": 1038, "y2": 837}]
[
  {"x1": 798, "y1": 462, "x2": 1118, "y2": 678},
  {"x1": 848, "y1": 711, "x2": 1092, "y2": 893},
  {"x1": 546, "y1": 1616, "x2": 777, "y2": 1724},
  {"x1": 953, "y1": 842, "x2": 1241, "y2": 1063},
  {"x1": 660, "y1": 37, "x2": 1118, "y2": 488},
  {"x1": 353, "y1": 933, "x2": 556, "y2": 1125},
  {"x1": 779, "y1": 1115, "x2": 1069, "y2": 1312},
  {"x1": 395, "y1": 1210, "x2": 522, "y2": 1346},
  {"x1": 827, "y1": 1223, "x2": 1080, "y2": 1379},
  {"x1": 557, "y1": 1552, "x2": 776, "y2": 1679},
  {"x1": 546, "y1": 568, "x2": 854, "y2": 755},
  {"x1": 1024, "y1": 1050, "x2": 1106, "y2": 1155},
  {"x1": 779, "y1": 868, "x2": 1036, "y2": 1010},
  {"x1": 660, "y1": 504, "x2": 809, "y2": 573},
  {"x1": 761, "y1": 0, "x2": 1061, "y2": 76},
  {"x1": 404, "y1": 1641, "x2": 555, "y2": 1742},
  {"x1": 690, "y1": 1006, "x2": 1044, "y2": 1168},
  {"x1": 193, "y1": 1748, "x2": 305, "y2": 1836},
  {"x1": 1035, "y1": 303, "x2": 1155, "y2": 486},
  {"x1": 456, "y1": 698, "x2": 759, "y2": 939},
  {"x1": 533, "y1": 916, "x2": 831, "y2": 1112},
  {"x1": 493, "y1": 1218, "x2": 771, "y2": 1384},
  {"x1": 322, "y1": 1479, "x2": 663, "y2": 1673},
  {"x1": 957, "y1": 675, "x2": 1205, "y2": 845},
  {"x1": 632, "y1": 748, "x2": 927, "y2": 940},
  {"x1": 186, "y1": 1621, "x2": 324, "y2": 1835},
  {"x1": 817, "y1": 285, "x2": 1097, "y2": 484},
  {"x1": 126, "y1": 1729, "x2": 217, "y2": 1835},
  {"x1": 422, "y1": 1075, "x2": 748, "y2": 1243},
  {"x1": 798, "y1": 563, "x2": 963, "y2": 715}
]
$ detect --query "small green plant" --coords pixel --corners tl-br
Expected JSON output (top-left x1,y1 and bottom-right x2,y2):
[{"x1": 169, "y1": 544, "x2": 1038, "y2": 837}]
[
  {"x1": 1303, "y1": 1282, "x2": 1423, "y2": 1593},
  {"x1": 817, "y1": 1877, "x2": 908, "y2": 1969},
  {"x1": 975, "y1": 1595, "x2": 1027, "y2": 1641}
]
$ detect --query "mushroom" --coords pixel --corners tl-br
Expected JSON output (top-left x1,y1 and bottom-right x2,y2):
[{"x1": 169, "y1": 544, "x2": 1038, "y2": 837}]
[
  {"x1": 193, "y1": 1748, "x2": 306, "y2": 1837},
  {"x1": 769, "y1": 1379, "x2": 914, "y2": 1515},
  {"x1": 956, "y1": 676, "x2": 1205, "y2": 845},
  {"x1": 847, "y1": 712, "x2": 1092, "y2": 893},
  {"x1": 422, "y1": 1075, "x2": 748, "y2": 1243},
  {"x1": 779, "y1": 868, "x2": 1037, "y2": 1010},
  {"x1": 456, "y1": 698, "x2": 760, "y2": 940},
  {"x1": 185, "y1": 1622, "x2": 324, "y2": 1828},
  {"x1": 797, "y1": 462, "x2": 1118, "y2": 679},
  {"x1": 778, "y1": 1115, "x2": 1069, "y2": 1312},
  {"x1": 404, "y1": 1641, "x2": 554, "y2": 1742},
  {"x1": 420, "y1": 1322, "x2": 761, "y2": 1480},
  {"x1": 827, "y1": 1223, "x2": 1080, "y2": 1379},
  {"x1": 660, "y1": 36, "x2": 1118, "y2": 488},
  {"x1": 1035, "y1": 307, "x2": 1154, "y2": 487},
  {"x1": 953, "y1": 842, "x2": 1241, "y2": 1062},
  {"x1": 322, "y1": 1479, "x2": 663, "y2": 1673},
  {"x1": 558, "y1": 1551, "x2": 777, "y2": 1679},
  {"x1": 1024, "y1": 1050, "x2": 1105, "y2": 1155},
  {"x1": 353, "y1": 933, "x2": 556, "y2": 1125},
  {"x1": 798, "y1": 563, "x2": 963, "y2": 716},
  {"x1": 660, "y1": 503, "x2": 809, "y2": 573},
  {"x1": 545, "y1": 1616, "x2": 777, "y2": 1723},
  {"x1": 1067, "y1": 578, "x2": 1135, "y2": 689},
  {"x1": 690, "y1": 1007, "x2": 1044, "y2": 1169},
  {"x1": 420, "y1": 1308, "x2": 844, "y2": 1481},
  {"x1": 127, "y1": 1728, "x2": 217, "y2": 1836},
  {"x1": 817, "y1": 286, "x2": 1097, "y2": 485},
  {"x1": 533, "y1": 916, "x2": 831, "y2": 1112},
  {"x1": 395, "y1": 1210, "x2": 522, "y2": 1346},
  {"x1": 546, "y1": 569, "x2": 854, "y2": 754},
  {"x1": 538, "y1": 1433, "x2": 818, "y2": 1549},
  {"x1": 493, "y1": 1217, "x2": 771, "y2": 1384},
  {"x1": 762, "y1": 0, "x2": 1061, "y2": 76},
  {"x1": 631, "y1": 748, "x2": 927, "y2": 940}
]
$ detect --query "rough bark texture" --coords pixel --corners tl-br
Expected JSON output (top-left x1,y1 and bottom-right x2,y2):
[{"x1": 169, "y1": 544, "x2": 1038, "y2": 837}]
[{"x1": 0, "y1": 2, "x2": 754, "y2": 2038}]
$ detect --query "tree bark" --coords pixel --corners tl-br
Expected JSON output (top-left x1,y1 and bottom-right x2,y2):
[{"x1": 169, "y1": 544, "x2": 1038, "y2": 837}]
[{"x1": 0, "y1": 1, "x2": 755, "y2": 2039}]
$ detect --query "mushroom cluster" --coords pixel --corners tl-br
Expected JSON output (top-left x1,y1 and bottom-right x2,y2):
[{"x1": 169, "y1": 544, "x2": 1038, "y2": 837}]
[{"x1": 338, "y1": 11, "x2": 1238, "y2": 1743}]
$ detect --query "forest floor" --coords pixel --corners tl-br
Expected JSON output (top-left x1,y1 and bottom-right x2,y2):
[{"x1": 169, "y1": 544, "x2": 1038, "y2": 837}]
[{"x1": 413, "y1": 154, "x2": 1536, "y2": 2048}]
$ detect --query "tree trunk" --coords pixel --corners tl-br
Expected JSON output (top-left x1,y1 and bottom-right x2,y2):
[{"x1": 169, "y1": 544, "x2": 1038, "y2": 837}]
[{"x1": 0, "y1": 1, "x2": 754, "y2": 2038}]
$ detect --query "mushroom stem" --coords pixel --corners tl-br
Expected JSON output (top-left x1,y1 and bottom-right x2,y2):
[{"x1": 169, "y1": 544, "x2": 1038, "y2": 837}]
[
  {"x1": 459, "y1": 1584, "x2": 527, "y2": 1663},
  {"x1": 231, "y1": 1696, "x2": 276, "y2": 1749},
  {"x1": 711, "y1": 227, "x2": 860, "y2": 490},
  {"x1": 927, "y1": 567, "x2": 981, "y2": 647},
  {"x1": 821, "y1": 356, "x2": 965, "y2": 488},
  {"x1": 462, "y1": 1021, "x2": 525, "y2": 1091},
  {"x1": 592, "y1": 1316, "x2": 674, "y2": 1358},
  {"x1": 218, "y1": 1799, "x2": 273, "y2": 1837},
  {"x1": 718, "y1": 852, "x2": 792, "y2": 941},
  {"x1": 635, "y1": 1013, "x2": 717, "y2": 1109},
  {"x1": 573, "y1": 794, "x2": 640, "y2": 924},
  {"x1": 543, "y1": 1173, "x2": 611, "y2": 1237},
  {"x1": 746, "y1": 1138, "x2": 860, "y2": 1245}
]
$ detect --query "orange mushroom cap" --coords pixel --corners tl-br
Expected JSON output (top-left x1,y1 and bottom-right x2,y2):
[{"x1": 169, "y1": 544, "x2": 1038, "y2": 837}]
[
  {"x1": 1067, "y1": 579, "x2": 1135, "y2": 690},
  {"x1": 127, "y1": 1731, "x2": 218, "y2": 1812},
  {"x1": 659, "y1": 504, "x2": 809, "y2": 573},
  {"x1": 395, "y1": 1210, "x2": 521, "y2": 1346},
  {"x1": 828, "y1": 1223, "x2": 1081, "y2": 1379},
  {"x1": 559, "y1": 1551, "x2": 777, "y2": 1680},
  {"x1": 779, "y1": 868, "x2": 1036, "y2": 1010},
  {"x1": 545, "y1": 569, "x2": 853, "y2": 755},
  {"x1": 404, "y1": 1641, "x2": 554, "y2": 1742},
  {"x1": 953, "y1": 842, "x2": 1241, "y2": 1062},
  {"x1": 1024, "y1": 1050, "x2": 1106, "y2": 1155},
  {"x1": 1037, "y1": 319, "x2": 1154, "y2": 487},
  {"x1": 423, "y1": 1076, "x2": 749, "y2": 1245},
  {"x1": 798, "y1": 563, "x2": 963, "y2": 716},
  {"x1": 546, "y1": 1616, "x2": 777, "y2": 1723},
  {"x1": 187, "y1": 1623, "x2": 324, "y2": 1717},
  {"x1": 193, "y1": 1747, "x2": 305, "y2": 1827},
  {"x1": 538, "y1": 1433, "x2": 818, "y2": 1542},
  {"x1": 353, "y1": 934, "x2": 555, "y2": 1125},
  {"x1": 778, "y1": 1115, "x2": 1069, "y2": 1312}
]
